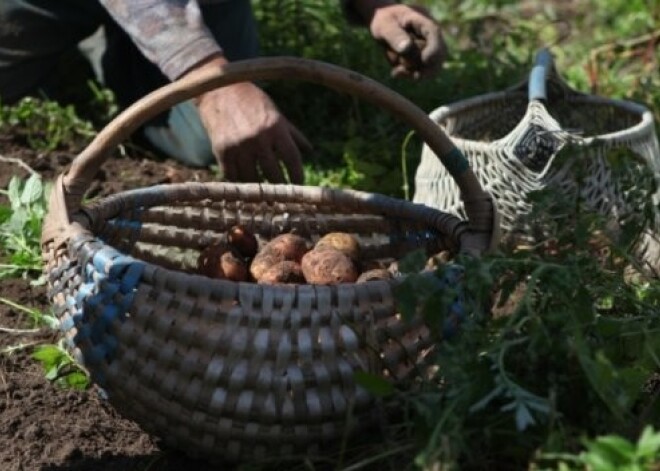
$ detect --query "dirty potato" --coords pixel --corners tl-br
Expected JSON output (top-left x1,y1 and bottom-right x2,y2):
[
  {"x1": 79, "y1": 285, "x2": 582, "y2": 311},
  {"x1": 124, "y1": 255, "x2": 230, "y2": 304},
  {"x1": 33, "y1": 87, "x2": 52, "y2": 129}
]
[
  {"x1": 197, "y1": 243, "x2": 248, "y2": 281},
  {"x1": 425, "y1": 250, "x2": 453, "y2": 271},
  {"x1": 258, "y1": 261, "x2": 306, "y2": 285},
  {"x1": 250, "y1": 233, "x2": 310, "y2": 281},
  {"x1": 227, "y1": 224, "x2": 259, "y2": 258},
  {"x1": 264, "y1": 233, "x2": 310, "y2": 262},
  {"x1": 315, "y1": 232, "x2": 360, "y2": 261},
  {"x1": 301, "y1": 247, "x2": 359, "y2": 285}
]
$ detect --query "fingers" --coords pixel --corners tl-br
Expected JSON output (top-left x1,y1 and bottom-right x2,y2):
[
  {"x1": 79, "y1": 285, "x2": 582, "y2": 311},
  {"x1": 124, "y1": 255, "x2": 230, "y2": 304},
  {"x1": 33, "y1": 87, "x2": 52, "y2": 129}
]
[
  {"x1": 386, "y1": 29, "x2": 415, "y2": 56},
  {"x1": 221, "y1": 148, "x2": 239, "y2": 182},
  {"x1": 401, "y1": 11, "x2": 445, "y2": 70},
  {"x1": 221, "y1": 145, "x2": 259, "y2": 182},
  {"x1": 391, "y1": 63, "x2": 416, "y2": 79},
  {"x1": 288, "y1": 123, "x2": 313, "y2": 154},
  {"x1": 371, "y1": 4, "x2": 446, "y2": 78},
  {"x1": 220, "y1": 121, "x2": 310, "y2": 184},
  {"x1": 236, "y1": 148, "x2": 260, "y2": 182},
  {"x1": 259, "y1": 121, "x2": 309, "y2": 184},
  {"x1": 273, "y1": 123, "x2": 305, "y2": 184},
  {"x1": 257, "y1": 147, "x2": 287, "y2": 184},
  {"x1": 197, "y1": 82, "x2": 310, "y2": 184}
]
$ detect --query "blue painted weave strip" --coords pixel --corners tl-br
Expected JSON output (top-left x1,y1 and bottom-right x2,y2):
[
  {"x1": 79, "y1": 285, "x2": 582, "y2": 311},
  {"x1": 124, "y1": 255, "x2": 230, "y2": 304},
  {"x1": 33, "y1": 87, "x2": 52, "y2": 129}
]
[
  {"x1": 62, "y1": 238, "x2": 147, "y2": 390},
  {"x1": 106, "y1": 219, "x2": 142, "y2": 231}
]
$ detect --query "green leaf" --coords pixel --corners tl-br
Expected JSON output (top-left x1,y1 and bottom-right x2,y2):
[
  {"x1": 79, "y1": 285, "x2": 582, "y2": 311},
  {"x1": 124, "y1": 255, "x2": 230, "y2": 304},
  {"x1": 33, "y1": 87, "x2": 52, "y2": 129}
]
[
  {"x1": 32, "y1": 344, "x2": 64, "y2": 367},
  {"x1": 6, "y1": 207, "x2": 27, "y2": 233},
  {"x1": 514, "y1": 402, "x2": 535, "y2": 431},
  {"x1": 581, "y1": 450, "x2": 619, "y2": 471},
  {"x1": 0, "y1": 205, "x2": 11, "y2": 224},
  {"x1": 636, "y1": 426, "x2": 660, "y2": 459},
  {"x1": 20, "y1": 173, "x2": 42, "y2": 205},
  {"x1": 584, "y1": 436, "x2": 636, "y2": 467},
  {"x1": 469, "y1": 384, "x2": 505, "y2": 413},
  {"x1": 7, "y1": 177, "x2": 21, "y2": 208},
  {"x1": 44, "y1": 365, "x2": 60, "y2": 381},
  {"x1": 353, "y1": 371, "x2": 395, "y2": 397},
  {"x1": 63, "y1": 371, "x2": 90, "y2": 390}
]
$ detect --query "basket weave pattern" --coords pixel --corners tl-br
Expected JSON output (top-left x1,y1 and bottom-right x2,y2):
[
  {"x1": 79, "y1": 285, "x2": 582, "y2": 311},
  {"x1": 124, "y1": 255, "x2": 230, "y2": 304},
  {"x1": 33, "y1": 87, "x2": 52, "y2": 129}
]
[
  {"x1": 414, "y1": 62, "x2": 660, "y2": 272},
  {"x1": 41, "y1": 58, "x2": 498, "y2": 462},
  {"x1": 46, "y1": 183, "x2": 469, "y2": 459}
]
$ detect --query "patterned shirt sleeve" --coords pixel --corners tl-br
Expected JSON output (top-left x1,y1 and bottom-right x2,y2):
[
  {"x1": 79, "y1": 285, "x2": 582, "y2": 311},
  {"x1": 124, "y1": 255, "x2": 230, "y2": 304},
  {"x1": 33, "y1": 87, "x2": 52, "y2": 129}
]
[{"x1": 98, "y1": 0, "x2": 222, "y2": 80}]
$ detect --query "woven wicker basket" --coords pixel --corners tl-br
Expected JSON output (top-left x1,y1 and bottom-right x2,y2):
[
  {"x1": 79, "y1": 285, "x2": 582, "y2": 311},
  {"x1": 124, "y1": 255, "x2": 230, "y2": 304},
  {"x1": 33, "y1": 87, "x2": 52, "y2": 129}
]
[
  {"x1": 414, "y1": 49, "x2": 660, "y2": 273},
  {"x1": 41, "y1": 58, "x2": 498, "y2": 462}
]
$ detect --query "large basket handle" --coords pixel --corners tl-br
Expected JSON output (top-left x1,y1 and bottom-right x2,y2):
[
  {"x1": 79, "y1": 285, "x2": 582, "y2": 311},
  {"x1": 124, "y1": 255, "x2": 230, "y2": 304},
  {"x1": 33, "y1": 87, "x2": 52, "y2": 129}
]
[{"x1": 46, "y1": 57, "x2": 497, "y2": 254}]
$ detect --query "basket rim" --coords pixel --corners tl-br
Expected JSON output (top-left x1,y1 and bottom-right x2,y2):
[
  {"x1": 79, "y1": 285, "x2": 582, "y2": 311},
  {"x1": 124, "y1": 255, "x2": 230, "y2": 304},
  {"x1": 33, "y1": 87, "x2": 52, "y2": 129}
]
[
  {"x1": 67, "y1": 181, "x2": 466, "y2": 298},
  {"x1": 428, "y1": 87, "x2": 655, "y2": 146},
  {"x1": 82, "y1": 181, "x2": 468, "y2": 224}
]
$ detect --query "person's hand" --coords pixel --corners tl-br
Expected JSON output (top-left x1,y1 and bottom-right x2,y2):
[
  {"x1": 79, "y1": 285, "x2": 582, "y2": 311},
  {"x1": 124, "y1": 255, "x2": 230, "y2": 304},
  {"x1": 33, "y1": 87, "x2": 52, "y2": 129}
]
[
  {"x1": 184, "y1": 56, "x2": 311, "y2": 183},
  {"x1": 352, "y1": 1, "x2": 446, "y2": 78}
]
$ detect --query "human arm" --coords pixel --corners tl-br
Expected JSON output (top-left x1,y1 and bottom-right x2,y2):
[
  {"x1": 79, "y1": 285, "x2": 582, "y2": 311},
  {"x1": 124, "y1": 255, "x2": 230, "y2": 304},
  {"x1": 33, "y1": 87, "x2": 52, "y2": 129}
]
[
  {"x1": 98, "y1": 0, "x2": 310, "y2": 183},
  {"x1": 181, "y1": 54, "x2": 311, "y2": 183},
  {"x1": 342, "y1": 0, "x2": 446, "y2": 78}
]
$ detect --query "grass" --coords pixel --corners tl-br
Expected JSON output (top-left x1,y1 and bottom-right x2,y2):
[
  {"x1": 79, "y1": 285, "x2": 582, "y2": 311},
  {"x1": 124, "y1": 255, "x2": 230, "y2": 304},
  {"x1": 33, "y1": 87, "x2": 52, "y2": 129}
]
[
  {"x1": 256, "y1": 0, "x2": 659, "y2": 198},
  {"x1": 0, "y1": 0, "x2": 658, "y2": 469}
]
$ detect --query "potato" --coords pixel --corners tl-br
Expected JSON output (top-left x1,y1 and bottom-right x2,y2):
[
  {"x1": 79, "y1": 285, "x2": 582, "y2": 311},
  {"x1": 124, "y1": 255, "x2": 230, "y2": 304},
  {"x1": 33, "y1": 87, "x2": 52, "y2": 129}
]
[
  {"x1": 197, "y1": 243, "x2": 248, "y2": 281},
  {"x1": 356, "y1": 268, "x2": 393, "y2": 283},
  {"x1": 227, "y1": 224, "x2": 259, "y2": 258},
  {"x1": 250, "y1": 249, "x2": 281, "y2": 282},
  {"x1": 264, "y1": 233, "x2": 310, "y2": 262},
  {"x1": 301, "y1": 247, "x2": 359, "y2": 285},
  {"x1": 258, "y1": 261, "x2": 305, "y2": 285},
  {"x1": 315, "y1": 232, "x2": 360, "y2": 261},
  {"x1": 360, "y1": 258, "x2": 395, "y2": 272},
  {"x1": 249, "y1": 233, "x2": 310, "y2": 281},
  {"x1": 425, "y1": 250, "x2": 453, "y2": 271}
]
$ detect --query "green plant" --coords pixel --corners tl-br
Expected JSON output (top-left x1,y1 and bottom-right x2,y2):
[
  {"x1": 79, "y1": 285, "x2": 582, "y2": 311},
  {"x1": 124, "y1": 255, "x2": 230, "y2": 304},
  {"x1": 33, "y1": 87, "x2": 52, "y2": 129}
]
[
  {"x1": 0, "y1": 95, "x2": 95, "y2": 151},
  {"x1": 0, "y1": 296, "x2": 58, "y2": 329},
  {"x1": 32, "y1": 340, "x2": 90, "y2": 390},
  {"x1": 353, "y1": 185, "x2": 660, "y2": 470},
  {"x1": 86, "y1": 79, "x2": 119, "y2": 124},
  {"x1": 0, "y1": 174, "x2": 49, "y2": 282},
  {"x1": 540, "y1": 426, "x2": 660, "y2": 470}
]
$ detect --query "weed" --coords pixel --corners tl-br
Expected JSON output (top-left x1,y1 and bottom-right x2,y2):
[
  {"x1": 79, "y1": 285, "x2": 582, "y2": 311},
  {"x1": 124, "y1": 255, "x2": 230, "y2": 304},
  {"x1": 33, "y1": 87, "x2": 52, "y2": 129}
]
[
  {"x1": 0, "y1": 96, "x2": 95, "y2": 151},
  {"x1": 362, "y1": 188, "x2": 660, "y2": 470},
  {"x1": 0, "y1": 174, "x2": 49, "y2": 283},
  {"x1": 32, "y1": 340, "x2": 90, "y2": 391},
  {"x1": 0, "y1": 297, "x2": 58, "y2": 329},
  {"x1": 539, "y1": 425, "x2": 660, "y2": 470}
]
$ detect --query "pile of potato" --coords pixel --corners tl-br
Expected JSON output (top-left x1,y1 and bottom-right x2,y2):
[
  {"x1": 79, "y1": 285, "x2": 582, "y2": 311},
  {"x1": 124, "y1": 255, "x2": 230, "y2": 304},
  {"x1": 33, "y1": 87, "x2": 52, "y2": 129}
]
[{"x1": 197, "y1": 225, "x2": 403, "y2": 285}]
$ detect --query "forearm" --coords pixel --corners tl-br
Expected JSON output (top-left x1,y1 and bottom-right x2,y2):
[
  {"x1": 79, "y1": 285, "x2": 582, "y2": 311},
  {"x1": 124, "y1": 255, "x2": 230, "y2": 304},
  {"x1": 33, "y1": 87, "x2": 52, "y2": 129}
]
[{"x1": 98, "y1": 0, "x2": 222, "y2": 80}]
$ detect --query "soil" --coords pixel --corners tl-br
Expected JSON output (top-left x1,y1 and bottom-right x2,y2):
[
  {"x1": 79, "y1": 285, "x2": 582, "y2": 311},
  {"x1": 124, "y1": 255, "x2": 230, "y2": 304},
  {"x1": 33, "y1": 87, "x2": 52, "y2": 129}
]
[{"x1": 0, "y1": 134, "x2": 229, "y2": 471}]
